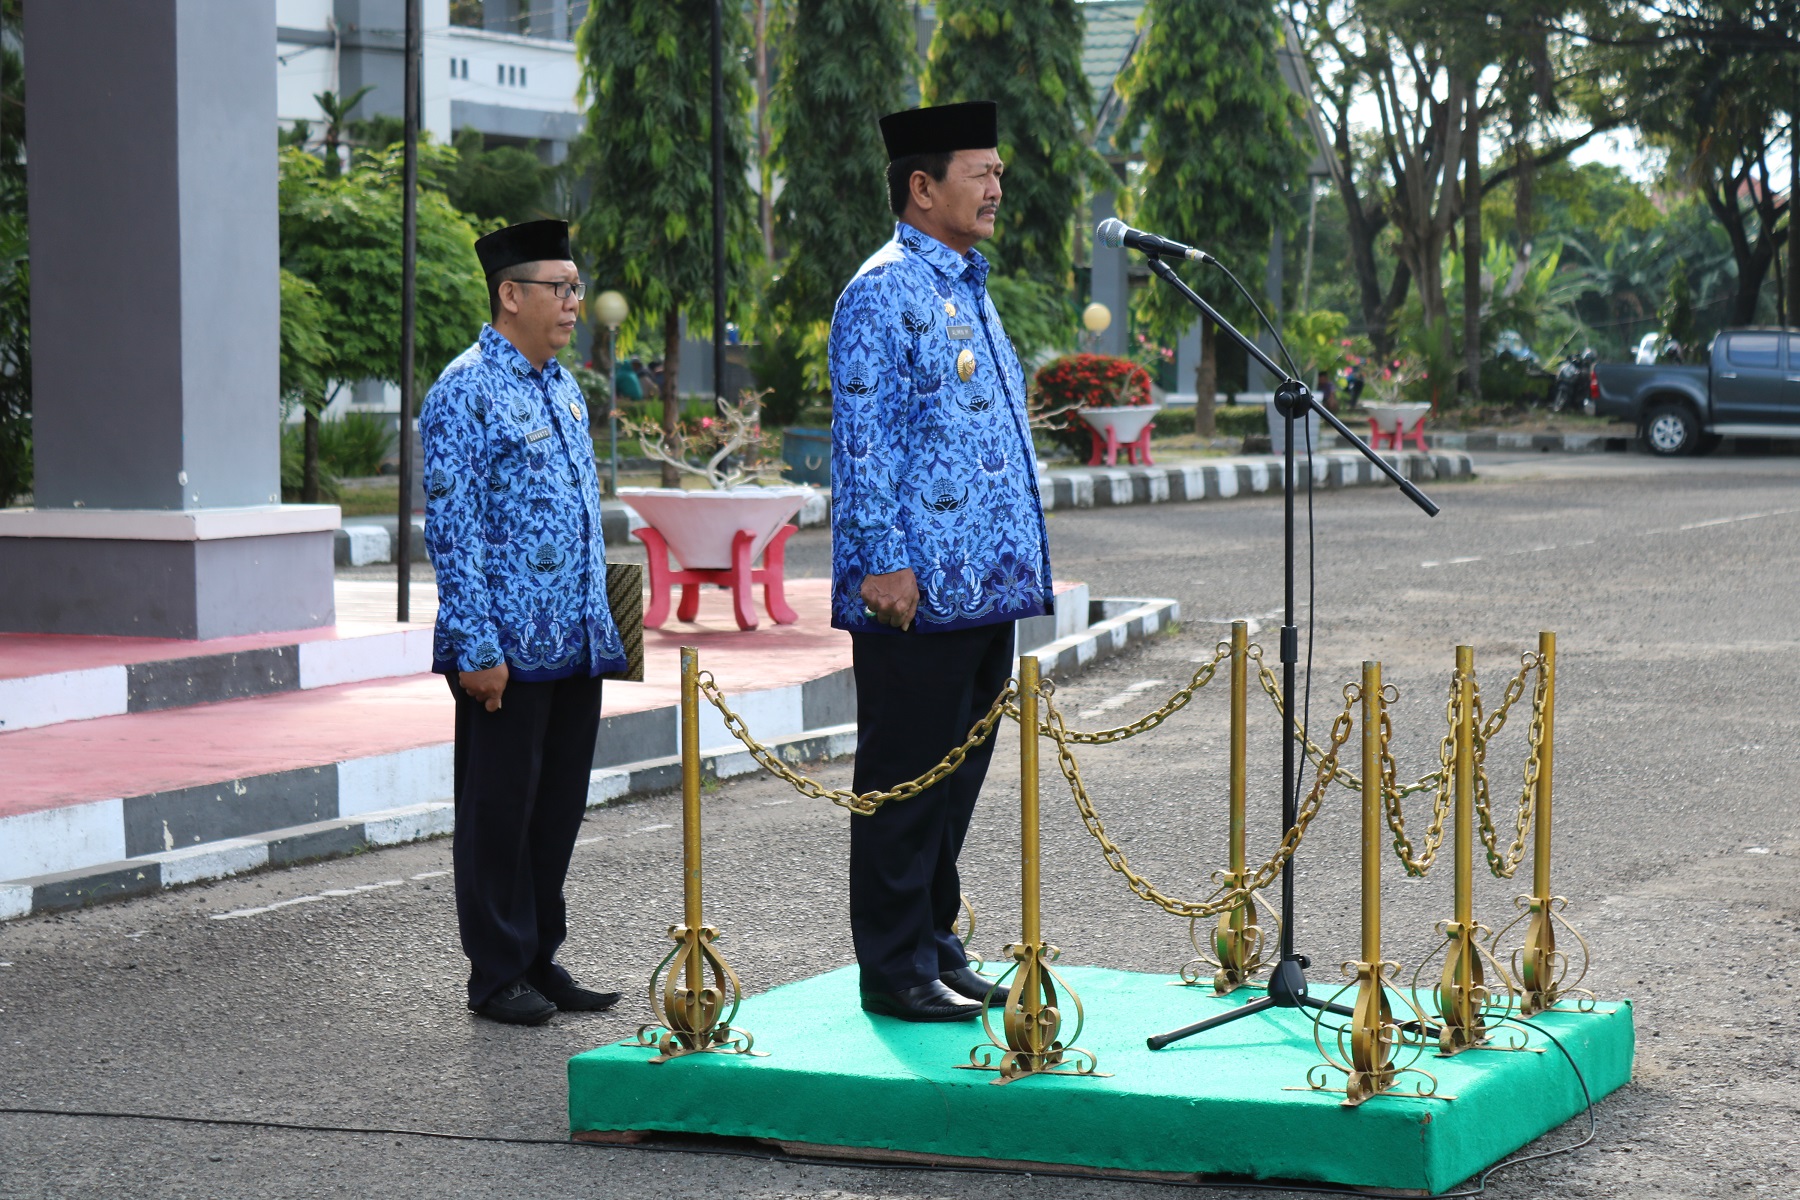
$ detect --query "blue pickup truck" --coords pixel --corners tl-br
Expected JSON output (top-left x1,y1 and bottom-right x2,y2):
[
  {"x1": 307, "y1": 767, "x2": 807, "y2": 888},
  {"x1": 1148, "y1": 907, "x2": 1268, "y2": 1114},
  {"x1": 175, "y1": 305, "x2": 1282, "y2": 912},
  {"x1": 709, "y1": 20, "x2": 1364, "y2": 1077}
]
[{"x1": 1593, "y1": 327, "x2": 1800, "y2": 455}]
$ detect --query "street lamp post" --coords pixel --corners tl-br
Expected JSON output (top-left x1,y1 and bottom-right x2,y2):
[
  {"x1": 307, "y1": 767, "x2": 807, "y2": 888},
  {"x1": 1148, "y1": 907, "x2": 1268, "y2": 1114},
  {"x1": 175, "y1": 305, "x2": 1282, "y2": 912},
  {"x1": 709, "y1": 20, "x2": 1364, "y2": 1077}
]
[
  {"x1": 593, "y1": 290, "x2": 630, "y2": 496},
  {"x1": 1081, "y1": 301, "x2": 1112, "y2": 354}
]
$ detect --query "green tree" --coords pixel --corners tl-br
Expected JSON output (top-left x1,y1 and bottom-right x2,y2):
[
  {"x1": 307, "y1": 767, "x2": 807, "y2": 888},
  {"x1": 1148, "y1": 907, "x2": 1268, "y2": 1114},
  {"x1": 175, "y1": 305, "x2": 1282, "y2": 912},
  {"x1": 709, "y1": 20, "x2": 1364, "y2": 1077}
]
[
  {"x1": 1119, "y1": 0, "x2": 1307, "y2": 434},
  {"x1": 312, "y1": 87, "x2": 374, "y2": 178},
  {"x1": 762, "y1": 0, "x2": 912, "y2": 423},
  {"x1": 576, "y1": 0, "x2": 761, "y2": 485},
  {"x1": 445, "y1": 126, "x2": 551, "y2": 225},
  {"x1": 922, "y1": 0, "x2": 1097, "y2": 287},
  {"x1": 278, "y1": 145, "x2": 488, "y2": 502},
  {"x1": 0, "y1": 3, "x2": 28, "y2": 505}
]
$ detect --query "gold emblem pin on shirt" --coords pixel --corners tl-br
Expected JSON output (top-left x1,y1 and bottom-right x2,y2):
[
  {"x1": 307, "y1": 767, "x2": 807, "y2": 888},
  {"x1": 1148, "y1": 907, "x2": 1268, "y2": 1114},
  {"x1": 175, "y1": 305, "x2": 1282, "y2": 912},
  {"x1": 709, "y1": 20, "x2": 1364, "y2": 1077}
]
[
  {"x1": 944, "y1": 301, "x2": 957, "y2": 317},
  {"x1": 568, "y1": 401, "x2": 582, "y2": 421},
  {"x1": 956, "y1": 347, "x2": 976, "y2": 382}
]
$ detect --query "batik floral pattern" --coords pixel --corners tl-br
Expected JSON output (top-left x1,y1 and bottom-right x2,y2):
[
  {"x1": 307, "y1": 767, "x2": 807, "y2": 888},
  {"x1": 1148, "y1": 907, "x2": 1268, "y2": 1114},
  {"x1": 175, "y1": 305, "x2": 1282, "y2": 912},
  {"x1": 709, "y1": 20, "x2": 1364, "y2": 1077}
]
[
  {"x1": 421, "y1": 324, "x2": 627, "y2": 679},
  {"x1": 828, "y1": 223, "x2": 1054, "y2": 632}
]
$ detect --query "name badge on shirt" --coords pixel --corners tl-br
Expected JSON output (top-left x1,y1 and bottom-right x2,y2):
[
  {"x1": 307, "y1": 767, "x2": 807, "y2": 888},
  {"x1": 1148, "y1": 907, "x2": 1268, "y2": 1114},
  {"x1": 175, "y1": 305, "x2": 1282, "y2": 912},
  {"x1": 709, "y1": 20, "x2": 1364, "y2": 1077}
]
[
  {"x1": 526, "y1": 427, "x2": 552, "y2": 443},
  {"x1": 946, "y1": 324, "x2": 974, "y2": 340}
]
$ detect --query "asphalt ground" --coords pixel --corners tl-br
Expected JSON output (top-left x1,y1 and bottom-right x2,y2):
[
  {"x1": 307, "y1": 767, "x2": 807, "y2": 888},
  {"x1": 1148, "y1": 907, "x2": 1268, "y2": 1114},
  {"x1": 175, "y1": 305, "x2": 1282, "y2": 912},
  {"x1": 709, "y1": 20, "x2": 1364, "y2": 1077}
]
[{"x1": 6, "y1": 449, "x2": 1800, "y2": 1199}]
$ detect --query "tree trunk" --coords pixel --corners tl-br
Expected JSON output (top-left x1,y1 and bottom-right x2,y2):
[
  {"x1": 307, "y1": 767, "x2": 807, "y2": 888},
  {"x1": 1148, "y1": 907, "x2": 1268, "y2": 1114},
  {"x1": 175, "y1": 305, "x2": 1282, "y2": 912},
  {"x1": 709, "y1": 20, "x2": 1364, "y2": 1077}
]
[
  {"x1": 1789, "y1": 92, "x2": 1800, "y2": 330},
  {"x1": 301, "y1": 407, "x2": 321, "y2": 504},
  {"x1": 1462, "y1": 89, "x2": 1482, "y2": 404},
  {"x1": 1193, "y1": 319, "x2": 1217, "y2": 438},
  {"x1": 755, "y1": 0, "x2": 774, "y2": 264},
  {"x1": 1509, "y1": 139, "x2": 1535, "y2": 297},
  {"x1": 661, "y1": 308, "x2": 682, "y2": 488}
]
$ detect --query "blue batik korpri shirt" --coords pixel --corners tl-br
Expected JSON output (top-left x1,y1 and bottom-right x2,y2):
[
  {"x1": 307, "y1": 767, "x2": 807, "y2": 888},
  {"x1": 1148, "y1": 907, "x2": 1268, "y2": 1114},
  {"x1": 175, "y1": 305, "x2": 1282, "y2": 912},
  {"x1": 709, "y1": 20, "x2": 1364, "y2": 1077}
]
[
  {"x1": 828, "y1": 223, "x2": 1053, "y2": 633},
  {"x1": 421, "y1": 324, "x2": 628, "y2": 680}
]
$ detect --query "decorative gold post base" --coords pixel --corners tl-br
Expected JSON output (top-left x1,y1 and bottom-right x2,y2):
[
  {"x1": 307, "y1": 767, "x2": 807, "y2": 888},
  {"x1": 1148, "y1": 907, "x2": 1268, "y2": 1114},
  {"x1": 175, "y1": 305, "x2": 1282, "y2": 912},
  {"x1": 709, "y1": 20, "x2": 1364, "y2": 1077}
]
[
  {"x1": 1178, "y1": 872, "x2": 1278, "y2": 994},
  {"x1": 1301, "y1": 960, "x2": 1446, "y2": 1106},
  {"x1": 636, "y1": 922, "x2": 762, "y2": 1063},
  {"x1": 960, "y1": 942, "x2": 1107, "y2": 1085},
  {"x1": 1495, "y1": 893, "x2": 1596, "y2": 1016}
]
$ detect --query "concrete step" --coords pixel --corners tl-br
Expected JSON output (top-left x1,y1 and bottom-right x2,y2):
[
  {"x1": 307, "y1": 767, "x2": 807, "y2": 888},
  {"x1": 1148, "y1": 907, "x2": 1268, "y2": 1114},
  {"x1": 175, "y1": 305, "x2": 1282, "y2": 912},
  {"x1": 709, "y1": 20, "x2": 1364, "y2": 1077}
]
[{"x1": 0, "y1": 582, "x2": 1172, "y2": 921}]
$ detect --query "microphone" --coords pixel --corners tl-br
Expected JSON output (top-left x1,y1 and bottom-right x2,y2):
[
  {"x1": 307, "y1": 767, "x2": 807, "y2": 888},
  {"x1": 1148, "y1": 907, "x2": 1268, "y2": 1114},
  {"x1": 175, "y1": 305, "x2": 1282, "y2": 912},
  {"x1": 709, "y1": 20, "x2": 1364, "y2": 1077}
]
[{"x1": 1095, "y1": 217, "x2": 1213, "y2": 263}]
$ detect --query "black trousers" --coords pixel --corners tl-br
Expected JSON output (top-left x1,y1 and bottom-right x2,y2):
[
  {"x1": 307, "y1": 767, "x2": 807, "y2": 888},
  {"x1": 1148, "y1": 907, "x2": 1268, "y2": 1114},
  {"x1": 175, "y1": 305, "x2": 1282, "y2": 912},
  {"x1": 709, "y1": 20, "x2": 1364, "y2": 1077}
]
[
  {"x1": 849, "y1": 621, "x2": 1014, "y2": 992},
  {"x1": 447, "y1": 671, "x2": 602, "y2": 1007}
]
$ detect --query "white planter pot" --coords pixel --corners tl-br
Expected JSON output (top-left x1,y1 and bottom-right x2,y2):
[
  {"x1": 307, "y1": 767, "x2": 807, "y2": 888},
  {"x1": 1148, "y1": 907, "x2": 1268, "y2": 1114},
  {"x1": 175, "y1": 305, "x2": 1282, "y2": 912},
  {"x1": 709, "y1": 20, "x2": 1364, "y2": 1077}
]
[
  {"x1": 1363, "y1": 402, "x2": 1432, "y2": 430},
  {"x1": 617, "y1": 486, "x2": 813, "y2": 570},
  {"x1": 1079, "y1": 405, "x2": 1161, "y2": 445}
]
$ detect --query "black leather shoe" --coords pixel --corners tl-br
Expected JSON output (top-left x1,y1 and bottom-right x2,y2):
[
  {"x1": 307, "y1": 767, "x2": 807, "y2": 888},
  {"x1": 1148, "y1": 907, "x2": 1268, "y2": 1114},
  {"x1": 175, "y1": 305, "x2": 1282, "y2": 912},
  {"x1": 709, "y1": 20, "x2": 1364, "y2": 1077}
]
[
  {"x1": 860, "y1": 980, "x2": 982, "y2": 1022},
  {"x1": 471, "y1": 980, "x2": 556, "y2": 1026},
  {"x1": 940, "y1": 966, "x2": 1007, "y2": 1006},
  {"x1": 538, "y1": 981, "x2": 622, "y2": 1013}
]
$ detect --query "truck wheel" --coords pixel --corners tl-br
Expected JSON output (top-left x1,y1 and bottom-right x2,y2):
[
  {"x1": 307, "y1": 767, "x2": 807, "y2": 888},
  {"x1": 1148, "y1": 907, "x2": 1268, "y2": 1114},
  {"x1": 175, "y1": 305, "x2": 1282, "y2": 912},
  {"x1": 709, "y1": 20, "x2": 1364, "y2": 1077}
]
[{"x1": 1643, "y1": 404, "x2": 1699, "y2": 456}]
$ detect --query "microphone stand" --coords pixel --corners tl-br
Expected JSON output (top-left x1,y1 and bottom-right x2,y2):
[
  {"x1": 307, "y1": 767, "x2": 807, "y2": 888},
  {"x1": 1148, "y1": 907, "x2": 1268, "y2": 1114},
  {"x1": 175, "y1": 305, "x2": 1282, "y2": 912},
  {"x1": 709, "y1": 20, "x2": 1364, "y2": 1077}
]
[{"x1": 1138, "y1": 253, "x2": 1439, "y2": 1052}]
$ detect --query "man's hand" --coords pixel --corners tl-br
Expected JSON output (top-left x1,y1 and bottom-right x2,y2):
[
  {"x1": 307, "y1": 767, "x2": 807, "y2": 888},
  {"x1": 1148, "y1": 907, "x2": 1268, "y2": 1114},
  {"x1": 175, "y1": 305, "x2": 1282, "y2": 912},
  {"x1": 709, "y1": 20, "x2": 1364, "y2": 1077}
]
[
  {"x1": 860, "y1": 568, "x2": 919, "y2": 631},
  {"x1": 460, "y1": 663, "x2": 510, "y2": 712}
]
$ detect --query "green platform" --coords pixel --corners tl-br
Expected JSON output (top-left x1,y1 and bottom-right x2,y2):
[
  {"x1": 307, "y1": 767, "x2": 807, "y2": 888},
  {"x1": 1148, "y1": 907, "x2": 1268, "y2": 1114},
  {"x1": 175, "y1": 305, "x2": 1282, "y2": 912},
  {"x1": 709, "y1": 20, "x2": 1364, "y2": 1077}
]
[{"x1": 568, "y1": 966, "x2": 1634, "y2": 1194}]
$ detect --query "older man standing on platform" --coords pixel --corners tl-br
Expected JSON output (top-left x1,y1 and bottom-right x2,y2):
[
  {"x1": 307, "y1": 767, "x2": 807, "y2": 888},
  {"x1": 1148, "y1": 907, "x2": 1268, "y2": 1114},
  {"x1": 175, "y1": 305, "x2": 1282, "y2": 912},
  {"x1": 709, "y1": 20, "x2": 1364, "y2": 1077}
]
[
  {"x1": 828, "y1": 101, "x2": 1055, "y2": 1023},
  {"x1": 421, "y1": 219, "x2": 629, "y2": 1026}
]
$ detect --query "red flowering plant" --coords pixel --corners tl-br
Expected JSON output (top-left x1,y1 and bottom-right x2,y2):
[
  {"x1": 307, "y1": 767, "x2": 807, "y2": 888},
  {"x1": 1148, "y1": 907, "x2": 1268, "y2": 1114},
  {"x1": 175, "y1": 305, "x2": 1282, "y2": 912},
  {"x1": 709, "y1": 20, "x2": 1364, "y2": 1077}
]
[{"x1": 1032, "y1": 354, "x2": 1155, "y2": 458}]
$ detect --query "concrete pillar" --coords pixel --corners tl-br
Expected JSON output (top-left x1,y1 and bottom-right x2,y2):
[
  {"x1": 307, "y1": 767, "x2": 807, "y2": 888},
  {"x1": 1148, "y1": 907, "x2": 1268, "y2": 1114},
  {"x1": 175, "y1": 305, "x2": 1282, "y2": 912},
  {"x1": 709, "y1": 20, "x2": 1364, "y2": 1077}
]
[
  {"x1": 2, "y1": 0, "x2": 337, "y2": 638},
  {"x1": 1089, "y1": 190, "x2": 1129, "y2": 359},
  {"x1": 1175, "y1": 321, "x2": 1202, "y2": 400}
]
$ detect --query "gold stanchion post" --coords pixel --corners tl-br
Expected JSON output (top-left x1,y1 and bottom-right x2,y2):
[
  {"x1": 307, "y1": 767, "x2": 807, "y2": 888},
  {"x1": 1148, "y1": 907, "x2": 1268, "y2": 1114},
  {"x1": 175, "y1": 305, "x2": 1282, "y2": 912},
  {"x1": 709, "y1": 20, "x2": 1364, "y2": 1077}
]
[
  {"x1": 1345, "y1": 661, "x2": 1397, "y2": 1103},
  {"x1": 1433, "y1": 645, "x2": 1488, "y2": 1054},
  {"x1": 635, "y1": 646, "x2": 757, "y2": 1063},
  {"x1": 1520, "y1": 631, "x2": 1559, "y2": 1014},
  {"x1": 1203, "y1": 620, "x2": 1269, "y2": 992},
  {"x1": 962, "y1": 655, "x2": 1103, "y2": 1084}
]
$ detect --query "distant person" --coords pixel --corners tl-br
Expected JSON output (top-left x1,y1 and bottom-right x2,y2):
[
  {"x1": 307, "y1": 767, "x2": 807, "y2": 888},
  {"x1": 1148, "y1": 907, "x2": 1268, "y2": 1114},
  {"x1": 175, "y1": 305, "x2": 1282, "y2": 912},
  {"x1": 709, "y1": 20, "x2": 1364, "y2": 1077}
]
[
  {"x1": 612, "y1": 356, "x2": 643, "y2": 403},
  {"x1": 1316, "y1": 369, "x2": 1338, "y2": 414},
  {"x1": 1344, "y1": 362, "x2": 1365, "y2": 407},
  {"x1": 419, "y1": 218, "x2": 630, "y2": 1027}
]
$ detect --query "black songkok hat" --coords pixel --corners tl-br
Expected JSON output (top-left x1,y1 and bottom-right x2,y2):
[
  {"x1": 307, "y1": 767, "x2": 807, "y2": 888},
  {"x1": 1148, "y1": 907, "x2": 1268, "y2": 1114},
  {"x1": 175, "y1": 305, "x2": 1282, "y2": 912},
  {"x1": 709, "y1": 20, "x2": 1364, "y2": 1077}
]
[
  {"x1": 879, "y1": 100, "x2": 998, "y2": 161},
  {"x1": 475, "y1": 219, "x2": 572, "y2": 277}
]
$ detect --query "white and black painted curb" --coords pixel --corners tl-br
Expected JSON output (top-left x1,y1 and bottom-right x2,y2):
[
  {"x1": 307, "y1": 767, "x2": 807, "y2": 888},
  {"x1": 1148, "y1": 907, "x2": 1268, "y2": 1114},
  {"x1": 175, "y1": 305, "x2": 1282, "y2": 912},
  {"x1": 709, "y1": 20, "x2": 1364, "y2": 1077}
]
[
  {"x1": 1, "y1": 596, "x2": 1178, "y2": 922},
  {"x1": 0, "y1": 628, "x2": 435, "y2": 734},
  {"x1": 334, "y1": 453, "x2": 1474, "y2": 562},
  {"x1": 1035, "y1": 450, "x2": 1472, "y2": 512}
]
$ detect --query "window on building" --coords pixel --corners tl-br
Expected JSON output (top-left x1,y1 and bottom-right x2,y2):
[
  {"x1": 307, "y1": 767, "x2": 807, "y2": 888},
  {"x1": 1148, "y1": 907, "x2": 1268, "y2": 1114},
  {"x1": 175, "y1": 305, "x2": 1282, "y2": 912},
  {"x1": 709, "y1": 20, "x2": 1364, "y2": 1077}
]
[
  {"x1": 498, "y1": 63, "x2": 506, "y2": 84},
  {"x1": 449, "y1": 0, "x2": 483, "y2": 28},
  {"x1": 519, "y1": 67, "x2": 527, "y2": 87},
  {"x1": 508, "y1": 65, "x2": 517, "y2": 86}
]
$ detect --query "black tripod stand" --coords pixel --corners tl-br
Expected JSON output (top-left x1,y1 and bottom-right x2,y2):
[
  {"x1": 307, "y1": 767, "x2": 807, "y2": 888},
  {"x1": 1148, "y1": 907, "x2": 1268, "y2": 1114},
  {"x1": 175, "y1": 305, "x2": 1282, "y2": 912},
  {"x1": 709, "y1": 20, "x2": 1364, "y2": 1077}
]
[{"x1": 1136, "y1": 254, "x2": 1440, "y2": 1052}]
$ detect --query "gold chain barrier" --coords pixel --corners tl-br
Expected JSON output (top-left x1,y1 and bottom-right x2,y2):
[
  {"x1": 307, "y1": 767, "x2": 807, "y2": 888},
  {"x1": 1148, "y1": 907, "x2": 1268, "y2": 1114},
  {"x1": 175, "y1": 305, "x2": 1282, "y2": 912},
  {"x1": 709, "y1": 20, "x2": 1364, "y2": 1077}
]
[
  {"x1": 1042, "y1": 667, "x2": 1357, "y2": 921},
  {"x1": 636, "y1": 630, "x2": 1592, "y2": 1081},
  {"x1": 696, "y1": 671, "x2": 1016, "y2": 816}
]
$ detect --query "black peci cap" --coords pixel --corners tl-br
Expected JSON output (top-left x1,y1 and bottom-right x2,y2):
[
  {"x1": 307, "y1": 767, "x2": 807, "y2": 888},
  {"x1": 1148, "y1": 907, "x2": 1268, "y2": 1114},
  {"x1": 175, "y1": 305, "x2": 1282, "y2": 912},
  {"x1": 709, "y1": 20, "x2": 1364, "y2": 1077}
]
[
  {"x1": 475, "y1": 219, "x2": 572, "y2": 277},
  {"x1": 879, "y1": 100, "x2": 998, "y2": 161}
]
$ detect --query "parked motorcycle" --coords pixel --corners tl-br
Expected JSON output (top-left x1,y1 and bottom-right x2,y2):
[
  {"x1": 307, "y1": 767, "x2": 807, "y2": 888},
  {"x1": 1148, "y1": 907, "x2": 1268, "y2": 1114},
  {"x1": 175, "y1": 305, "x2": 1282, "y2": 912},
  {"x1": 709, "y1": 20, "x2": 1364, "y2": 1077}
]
[{"x1": 1547, "y1": 347, "x2": 1597, "y2": 414}]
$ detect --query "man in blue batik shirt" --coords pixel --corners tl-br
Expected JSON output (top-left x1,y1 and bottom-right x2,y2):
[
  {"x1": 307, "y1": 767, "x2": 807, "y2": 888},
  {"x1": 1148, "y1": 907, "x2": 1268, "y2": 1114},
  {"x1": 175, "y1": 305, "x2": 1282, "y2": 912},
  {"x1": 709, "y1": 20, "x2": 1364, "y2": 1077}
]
[
  {"x1": 829, "y1": 101, "x2": 1054, "y2": 1023},
  {"x1": 421, "y1": 219, "x2": 628, "y2": 1026}
]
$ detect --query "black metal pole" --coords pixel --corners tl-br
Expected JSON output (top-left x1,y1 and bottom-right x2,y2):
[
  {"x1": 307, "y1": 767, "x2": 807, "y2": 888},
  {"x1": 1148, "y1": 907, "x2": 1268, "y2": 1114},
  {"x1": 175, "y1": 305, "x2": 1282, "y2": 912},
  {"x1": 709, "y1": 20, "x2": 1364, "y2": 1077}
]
[
  {"x1": 395, "y1": 0, "x2": 420, "y2": 622},
  {"x1": 711, "y1": 0, "x2": 727, "y2": 415}
]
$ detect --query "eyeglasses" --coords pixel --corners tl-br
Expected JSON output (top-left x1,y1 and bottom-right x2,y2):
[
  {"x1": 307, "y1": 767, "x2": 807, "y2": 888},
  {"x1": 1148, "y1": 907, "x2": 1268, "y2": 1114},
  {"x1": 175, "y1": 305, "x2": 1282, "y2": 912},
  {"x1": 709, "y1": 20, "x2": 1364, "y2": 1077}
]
[{"x1": 512, "y1": 279, "x2": 588, "y2": 301}]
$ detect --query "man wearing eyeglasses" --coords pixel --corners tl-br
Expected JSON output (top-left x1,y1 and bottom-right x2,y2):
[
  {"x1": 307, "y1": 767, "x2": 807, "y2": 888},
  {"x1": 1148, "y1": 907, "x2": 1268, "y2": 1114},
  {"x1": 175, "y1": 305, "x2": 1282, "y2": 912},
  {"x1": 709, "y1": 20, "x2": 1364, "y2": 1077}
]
[{"x1": 420, "y1": 218, "x2": 628, "y2": 1026}]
